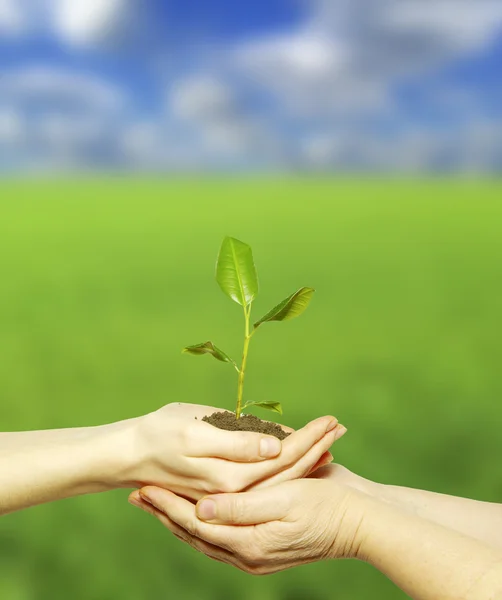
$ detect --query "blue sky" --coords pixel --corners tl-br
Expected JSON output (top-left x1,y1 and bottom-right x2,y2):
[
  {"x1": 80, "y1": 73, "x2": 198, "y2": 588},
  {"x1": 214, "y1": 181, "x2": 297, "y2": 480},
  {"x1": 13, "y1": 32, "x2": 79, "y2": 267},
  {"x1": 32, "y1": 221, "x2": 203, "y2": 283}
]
[{"x1": 0, "y1": 0, "x2": 501, "y2": 172}]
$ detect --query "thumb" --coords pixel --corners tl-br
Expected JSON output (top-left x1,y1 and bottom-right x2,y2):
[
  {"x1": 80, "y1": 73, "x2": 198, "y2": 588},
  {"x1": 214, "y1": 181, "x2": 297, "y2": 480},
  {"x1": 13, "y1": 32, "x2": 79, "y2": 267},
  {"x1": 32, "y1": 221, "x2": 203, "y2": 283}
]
[{"x1": 196, "y1": 484, "x2": 292, "y2": 525}]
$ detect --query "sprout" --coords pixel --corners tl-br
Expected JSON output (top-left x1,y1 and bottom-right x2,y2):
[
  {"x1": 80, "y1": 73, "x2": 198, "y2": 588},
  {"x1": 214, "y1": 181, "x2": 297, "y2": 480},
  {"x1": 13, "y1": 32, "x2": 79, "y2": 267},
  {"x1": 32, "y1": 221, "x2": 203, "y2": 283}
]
[{"x1": 183, "y1": 237, "x2": 315, "y2": 419}]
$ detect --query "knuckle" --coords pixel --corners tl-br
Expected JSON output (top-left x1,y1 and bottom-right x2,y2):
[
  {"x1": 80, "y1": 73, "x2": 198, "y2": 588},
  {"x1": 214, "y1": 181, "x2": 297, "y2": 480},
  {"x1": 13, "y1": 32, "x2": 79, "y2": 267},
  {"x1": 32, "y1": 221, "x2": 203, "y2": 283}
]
[
  {"x1": 207, "y1": 474, "x2": 237, "y2": 494},
  {"x1": 219, "y1": 480, "x2": 238, "y2": 494},
  {"x1": 205, "y1": 481, "x2": 222, "y2": 495},
  {"x1": 226, "y1": 497, "x2": 247, "y2": 523},
  {"x1": 184, "y1": 423, "x2": 199, "y2": 443},
  {"x1": 299, "y1": 419, "x2": 324, "y2": 443},
  {"x1": 184, "y1": 517, "x2": 200, "y2": 538},
  {"x1": 178, "y1": 426, "x2": 193, "y2": 448},
  {"x1": 241, "y1": 544, "x2": 264, "y2": 565},
  {"x1": 228, "y1": 536, "x2": 248, "y2": 557},
  {"x1": 228, "y1": 471, "x2": 249, "y2": 493},
  {"x1": 223, "y1": 477, "x2": 240, "y2": 494},
  {"x1": 275, "y1": 450, "x2": 294, "y2": 470},
  {"x1": 221, "y1": 467, "x2": 251, "y2": 493}
]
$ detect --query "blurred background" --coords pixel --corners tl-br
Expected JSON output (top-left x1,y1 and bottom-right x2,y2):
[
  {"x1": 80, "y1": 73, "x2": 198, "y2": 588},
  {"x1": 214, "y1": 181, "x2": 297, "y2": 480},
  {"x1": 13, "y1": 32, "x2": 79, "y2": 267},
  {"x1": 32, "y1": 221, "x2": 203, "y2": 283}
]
[{"x1": 1, "y1": 2, "x2": 502, "y2": 600}]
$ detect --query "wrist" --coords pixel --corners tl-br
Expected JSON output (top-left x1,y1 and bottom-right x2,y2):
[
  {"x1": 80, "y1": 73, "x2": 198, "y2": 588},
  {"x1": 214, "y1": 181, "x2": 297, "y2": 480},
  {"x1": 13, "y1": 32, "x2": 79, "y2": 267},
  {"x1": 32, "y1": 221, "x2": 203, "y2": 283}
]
[
  {"x1": 353, "y1": 491, "x2": 407, "y2": 565},
  {"x1": 323, "y1": 464, "x2": 381, "y2": 498},
  {"x1": 324, "y1": 482, "x2": 376, "y2": 561},
  {"x1": 345, "y1": 470, "x2": 381, "y2": 498},
  {"x1": 82, "y1": 418, "x2": 142, "y2": 491}
]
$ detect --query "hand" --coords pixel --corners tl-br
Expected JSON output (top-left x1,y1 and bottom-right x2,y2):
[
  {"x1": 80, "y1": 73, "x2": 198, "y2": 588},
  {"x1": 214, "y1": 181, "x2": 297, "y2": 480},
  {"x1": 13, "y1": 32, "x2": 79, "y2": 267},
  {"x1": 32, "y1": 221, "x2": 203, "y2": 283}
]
[
  {"x1": 129, "y1": 478, "x2": 367, "y2": 575},
  {"x1": 308, "y1": 463, "x2": 377, "y2": 495},
  {"x1": 117, "y1": 403, "x2": 346, "y2": 501}
]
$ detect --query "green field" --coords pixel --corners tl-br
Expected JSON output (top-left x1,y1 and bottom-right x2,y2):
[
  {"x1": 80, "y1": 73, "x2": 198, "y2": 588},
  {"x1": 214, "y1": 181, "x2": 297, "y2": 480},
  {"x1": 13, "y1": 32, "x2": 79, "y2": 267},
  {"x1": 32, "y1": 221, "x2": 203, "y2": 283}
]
[{"x1": 1, "y1": 178, "x2": 502, "y2": 599}]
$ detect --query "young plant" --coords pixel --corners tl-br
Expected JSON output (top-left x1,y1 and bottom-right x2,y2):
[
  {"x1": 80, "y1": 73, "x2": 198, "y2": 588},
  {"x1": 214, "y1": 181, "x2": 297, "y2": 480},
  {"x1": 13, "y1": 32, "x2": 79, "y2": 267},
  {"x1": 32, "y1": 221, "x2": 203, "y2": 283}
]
[{"x1": 183, "y1": 237, "x2": 315, "y2": 419}]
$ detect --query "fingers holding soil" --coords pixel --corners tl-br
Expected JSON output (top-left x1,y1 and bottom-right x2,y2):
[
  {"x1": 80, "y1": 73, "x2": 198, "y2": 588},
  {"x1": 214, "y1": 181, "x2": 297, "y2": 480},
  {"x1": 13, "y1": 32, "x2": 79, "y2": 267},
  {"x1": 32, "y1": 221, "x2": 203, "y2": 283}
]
[
  {"x1": 190, "y1": 422, "x2": 283, "y2": 462},
  {"x1": 239, "y1": 417, "x2": 345, "y2": 488},
  {"x1": 249, "y1": 427, "x2": 342, "y2": 490}
]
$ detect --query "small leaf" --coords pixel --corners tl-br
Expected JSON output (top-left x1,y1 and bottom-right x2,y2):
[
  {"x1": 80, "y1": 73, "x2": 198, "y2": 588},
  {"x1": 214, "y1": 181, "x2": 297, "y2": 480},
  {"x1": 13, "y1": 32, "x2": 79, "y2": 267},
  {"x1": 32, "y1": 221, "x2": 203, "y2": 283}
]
[
  {"x1": 254, "y1": 287, "x2": 315, "y2": 329},
  {"x1": 216, "y1": 237, "x2": 259, "y2": 307},
  {"x1": 241, "y1": 401, "x2": 283, "y2": 415},
  {"x1": 182, "y1": 342, "x2": 235, "y2": 365}
]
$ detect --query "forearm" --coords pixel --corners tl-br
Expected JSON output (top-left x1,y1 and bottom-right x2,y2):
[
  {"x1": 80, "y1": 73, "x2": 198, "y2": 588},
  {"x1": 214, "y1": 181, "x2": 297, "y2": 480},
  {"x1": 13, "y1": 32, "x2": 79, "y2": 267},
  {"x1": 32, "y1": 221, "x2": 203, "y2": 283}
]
[
  {"x1": 374, "y1": 484, "x2": 502, "y2": 551},
  {"x1": 331, "y1": 466, "x2": 502, "y2": 551},
  {"x1": 0, "y1": 421, "x2": 135, "y2": 515},
  {"x1": 358, "y1": 494, "x2": 502, "y2": 600}
]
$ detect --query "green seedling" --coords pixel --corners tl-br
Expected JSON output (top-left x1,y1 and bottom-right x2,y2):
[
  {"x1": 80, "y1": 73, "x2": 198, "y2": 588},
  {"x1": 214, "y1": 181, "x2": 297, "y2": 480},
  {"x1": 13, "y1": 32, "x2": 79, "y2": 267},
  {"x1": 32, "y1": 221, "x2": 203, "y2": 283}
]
[{"x1": 183, "y1": 237, "x2": 315, "y2": 419}]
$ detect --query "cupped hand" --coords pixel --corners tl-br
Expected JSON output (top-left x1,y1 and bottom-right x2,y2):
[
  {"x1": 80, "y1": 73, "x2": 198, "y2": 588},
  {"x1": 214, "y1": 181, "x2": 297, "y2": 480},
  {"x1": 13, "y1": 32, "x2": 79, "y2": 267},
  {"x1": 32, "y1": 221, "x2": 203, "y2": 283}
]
[
  {"x1": 129, "y1": 477, "x2": 367, "y2": 575},
  {"x1": 119, "y1": 403, "x2": 346, "y2": 501}
]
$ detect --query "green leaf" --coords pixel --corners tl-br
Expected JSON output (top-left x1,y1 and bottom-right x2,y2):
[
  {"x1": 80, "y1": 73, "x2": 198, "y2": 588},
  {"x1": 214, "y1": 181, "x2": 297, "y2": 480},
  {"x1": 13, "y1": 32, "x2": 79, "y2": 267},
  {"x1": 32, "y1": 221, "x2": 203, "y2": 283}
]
[
  {"x1": 241, "y1": 401, "x2": 283, "y2": 415},
  {"x1": 254, "y1": 287, "x2": 315, "y2": 329},
  {"x1": 216, "y1": 237, "x2": 258, "y2": 307},
  {"x1": 182, "y1": 342, "x2": 236, "y2": 366}
]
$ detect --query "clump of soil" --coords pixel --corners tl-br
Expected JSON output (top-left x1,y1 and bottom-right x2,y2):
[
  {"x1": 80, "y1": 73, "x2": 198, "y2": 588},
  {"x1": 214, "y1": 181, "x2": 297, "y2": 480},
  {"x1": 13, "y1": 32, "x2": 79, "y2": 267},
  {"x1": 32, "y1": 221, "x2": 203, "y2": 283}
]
[{"x1": 202, "y1": 411, "x2": 290, "y2": 441}]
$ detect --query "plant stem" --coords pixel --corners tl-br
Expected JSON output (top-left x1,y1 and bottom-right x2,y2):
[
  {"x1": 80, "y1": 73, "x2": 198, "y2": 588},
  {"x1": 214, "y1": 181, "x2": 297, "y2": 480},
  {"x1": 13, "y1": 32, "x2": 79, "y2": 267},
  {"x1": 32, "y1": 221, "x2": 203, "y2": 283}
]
[{"x1": 236, "y1": 303, "x2": 251, "y2": 419}]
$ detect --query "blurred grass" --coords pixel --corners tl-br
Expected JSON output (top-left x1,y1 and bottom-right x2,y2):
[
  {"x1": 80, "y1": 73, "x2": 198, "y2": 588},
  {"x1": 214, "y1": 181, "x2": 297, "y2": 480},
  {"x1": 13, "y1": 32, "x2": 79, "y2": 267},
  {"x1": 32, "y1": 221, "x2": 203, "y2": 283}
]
[{"x1": 1, "y1": 177, "x2": 502, "y2": 599}]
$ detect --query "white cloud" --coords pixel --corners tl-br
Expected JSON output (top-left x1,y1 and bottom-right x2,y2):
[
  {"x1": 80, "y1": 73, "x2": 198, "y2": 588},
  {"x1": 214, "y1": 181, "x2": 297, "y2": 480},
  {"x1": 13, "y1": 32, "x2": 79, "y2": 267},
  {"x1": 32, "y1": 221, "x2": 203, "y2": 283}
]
[
  {"x1": 302, "y1": 134, "x2": 344, "y2": 168},
  {"x1": 238, "y1": 33, "x2": 345, "y2": 81},
  {"x1": 178, "y1": 0, "x2": 501, "y2": 170},
  {"x1": 299, "y1": 121, "x2": 502, "y2": 173},
  {"x1": 169, "y1": 76, "x2": 276, "y2": 162},
  {"x1": 120, "y1": 120, "x2": 167, "y2": 167},
  {"x1": 0, "y1": 0, "x2": 130, "y2": 46},
  {"x1": 170, "y1": 77, "x2": 237, "y2": 123},
  {"x1": 385, "y1": 1, "x2": 502, "y2": 50},
  {"x1": 52, "y1": 0, "x2": 129, "y2": 46},
  {"x1": 0, "y1": 108, "x2": 24, "y2": 145},
  {"x1": 36, "y1": 114, "x2": 103, "y2": 148},
  {"x1": 309, "y1": 0, "x2": 502, "y2": 80},
  {"x1": 0, "y1": 0, "x2": 24, "y2": 34},
  {"x1": 0, "y1": 64, "x2": 131, "y2": 171},
  {"x1": 235, "y1": 32, "x2": 378, "y2": 118},
  {"x1": 0, "y1": 66, "x2": 126, "y2": 112},
  {"x1": 2, "y1": 0, "x2": 502, "y2": 172},
  {"x1": 234, "y1": 0, "x2": 502, "y2": 119},
  {"x1": 119, "y1": 119, "x2": 228, "y2": 171}
]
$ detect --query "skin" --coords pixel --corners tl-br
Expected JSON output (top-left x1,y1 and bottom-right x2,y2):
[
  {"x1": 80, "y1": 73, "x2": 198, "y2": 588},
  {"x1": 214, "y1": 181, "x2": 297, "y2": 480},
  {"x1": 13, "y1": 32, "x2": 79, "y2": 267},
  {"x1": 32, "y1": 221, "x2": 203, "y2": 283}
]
[
  {"x1": 0, "y1": 402, "x2": 346, "y2": 516},
  {"x1": 321, "y1": 464, "x2": 502, "y2": 552},
  {"x1": 130, "y1": 464, "x2": 502, "y2": 599}
]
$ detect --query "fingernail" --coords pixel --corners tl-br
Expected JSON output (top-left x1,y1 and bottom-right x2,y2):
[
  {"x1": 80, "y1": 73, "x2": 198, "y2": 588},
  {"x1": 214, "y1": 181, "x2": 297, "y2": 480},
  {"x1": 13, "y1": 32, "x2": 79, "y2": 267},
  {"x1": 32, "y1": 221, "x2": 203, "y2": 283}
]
[
  {"x1": 326, "y1": 418, "x2": 339, "y2": 432},
  {"x1": 260, "y1": 436, "x2": 281, "y2": 458},
  {"x1": 197, "y1": 499, "x2": 216, "y2": 521},
  {"x1": 128, "y1": 497, "x2": 142, "y2": 508},
  {"x1": 333, "y1": 425, "x2": 347, "y2": 441}
]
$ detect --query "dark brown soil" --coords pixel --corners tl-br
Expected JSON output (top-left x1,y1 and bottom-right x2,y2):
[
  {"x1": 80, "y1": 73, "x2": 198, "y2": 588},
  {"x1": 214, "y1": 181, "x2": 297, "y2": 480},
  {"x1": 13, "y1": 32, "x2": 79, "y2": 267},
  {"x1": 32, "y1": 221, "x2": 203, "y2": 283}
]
[{"x1": 202, "y1": 411, "x2": 290, "y2": 440}]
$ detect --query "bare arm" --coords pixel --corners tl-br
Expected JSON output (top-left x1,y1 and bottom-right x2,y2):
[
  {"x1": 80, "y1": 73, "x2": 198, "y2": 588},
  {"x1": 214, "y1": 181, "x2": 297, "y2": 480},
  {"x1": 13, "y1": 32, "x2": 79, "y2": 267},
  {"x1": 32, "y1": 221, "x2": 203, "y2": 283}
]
[
  {"x1": 361, "y1": 490, "x2": 502, "y2": 600},
  {"x1": 317, "y1": 464, "x2": 502, "y2": 551},
  {"x1": 0, "y1": 424, "x2": 130, "y2": 514},
  {"x1": 376, "y1": 484, "x2": 502, "y2": 551}
]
